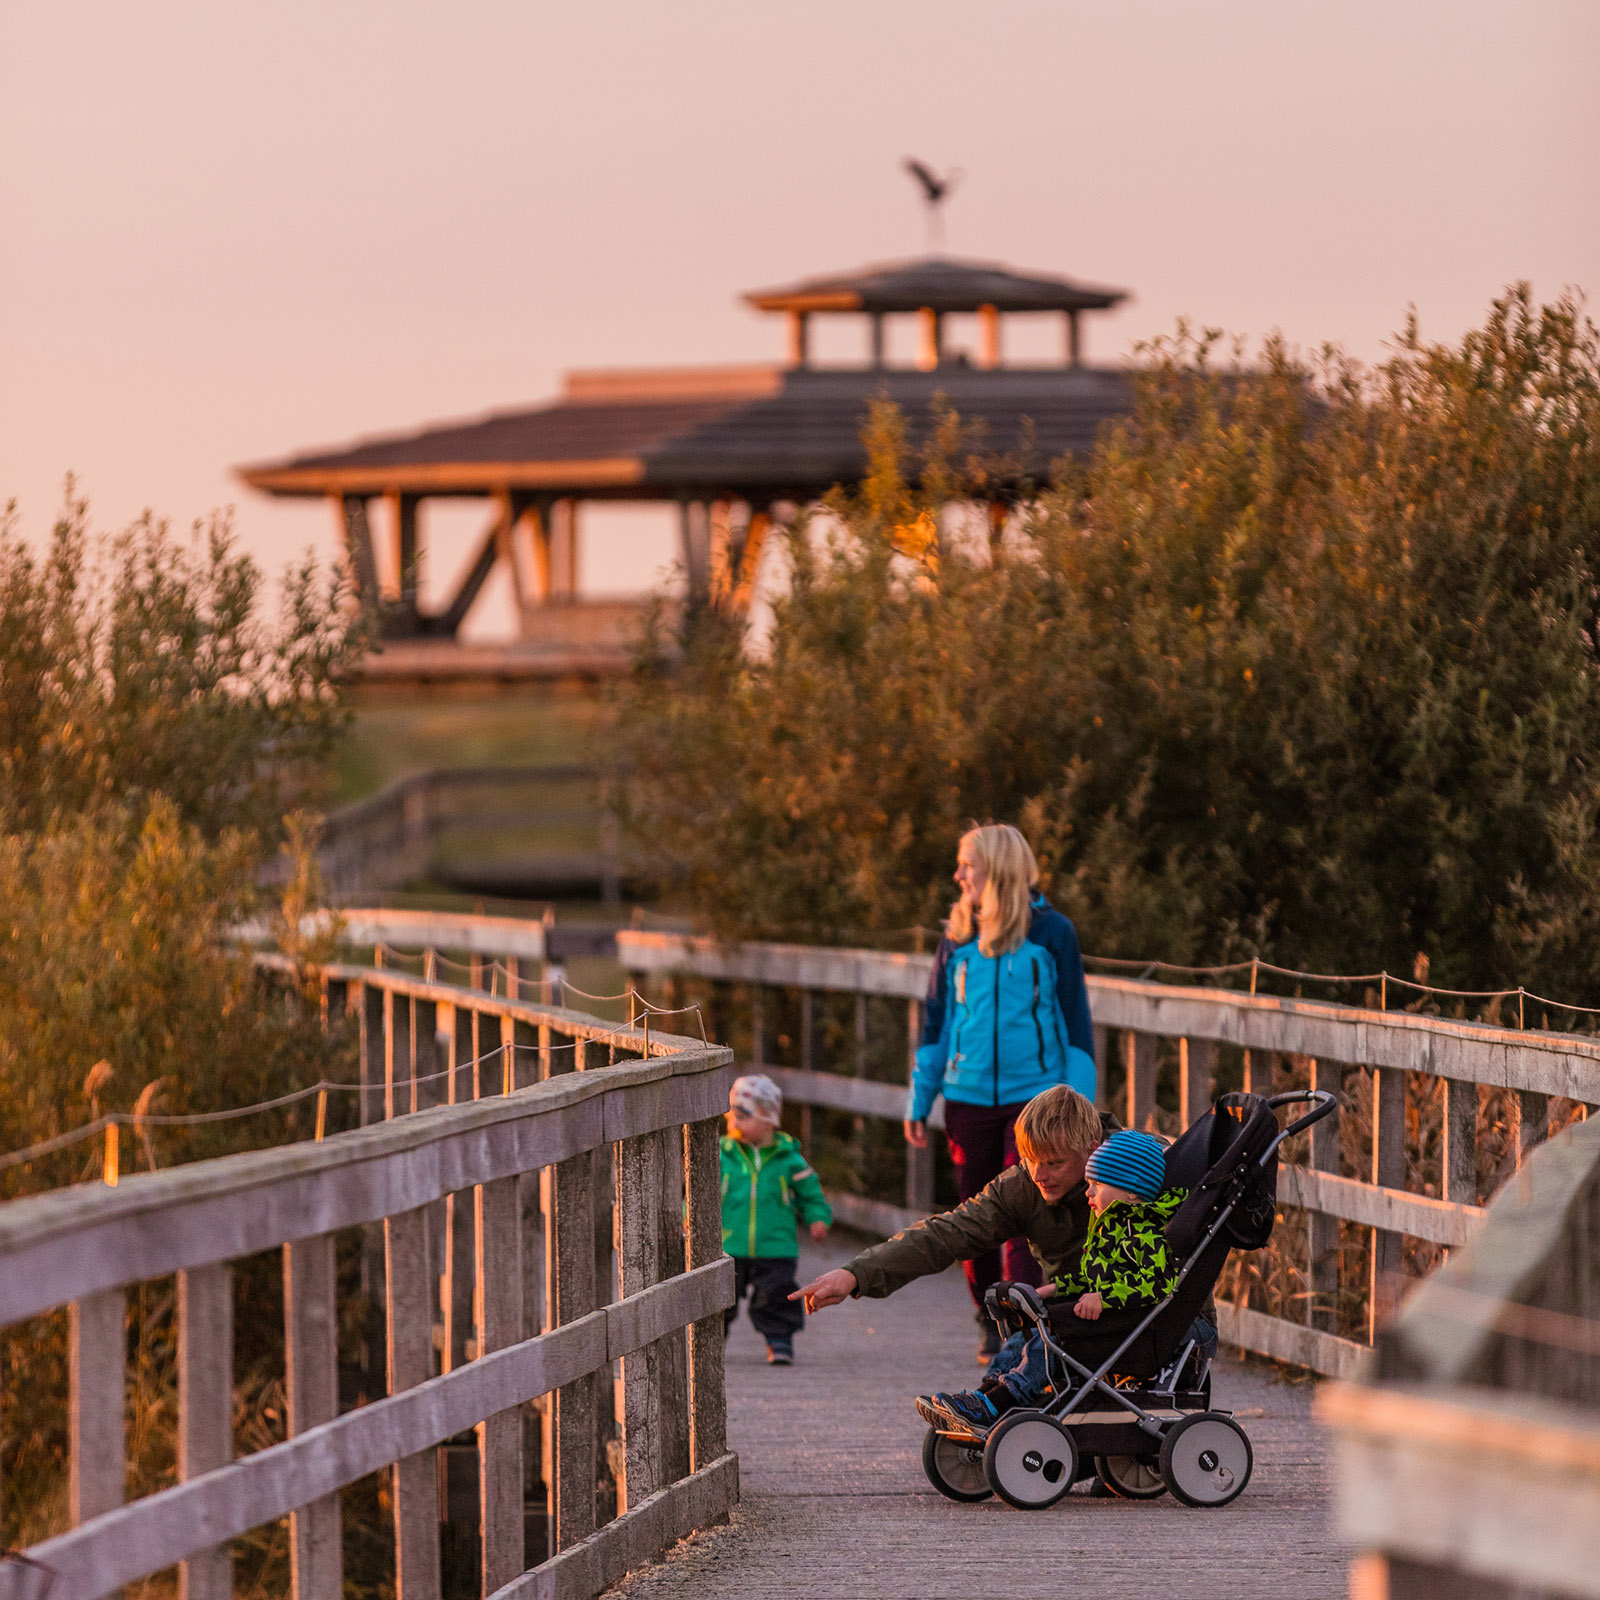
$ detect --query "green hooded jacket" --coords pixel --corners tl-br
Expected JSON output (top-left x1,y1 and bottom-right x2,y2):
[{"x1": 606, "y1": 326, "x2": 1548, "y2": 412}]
[{"x1": 720, "y1": 1130, "x2": 832, "y2": 1259}]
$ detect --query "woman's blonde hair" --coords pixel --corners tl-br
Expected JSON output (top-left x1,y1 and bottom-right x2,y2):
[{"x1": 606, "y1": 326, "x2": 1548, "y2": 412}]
[{"x1": 947, "y1": 823, "x2": 1039, "y2": 957}]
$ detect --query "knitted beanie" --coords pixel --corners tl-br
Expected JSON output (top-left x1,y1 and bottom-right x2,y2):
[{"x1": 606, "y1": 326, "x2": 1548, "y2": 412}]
[
  {"x1": 729, "y1": 1073, "x2": 783, "y2": 1124},
  {"x1": 1084, "y1": 1130, "x2": 1168, "y2": 1201}
]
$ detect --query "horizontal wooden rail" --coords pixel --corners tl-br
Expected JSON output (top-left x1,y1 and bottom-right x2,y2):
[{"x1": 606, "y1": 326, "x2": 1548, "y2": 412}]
[
  {"x1": 0, "y1": 965, "x2": 737, "y2": 1600},
  {"x1": 21, "y1": 1263, "x2": 733, "y2": 1600},
  {"x1": 239, "y1": 907, "x2": 550, "y2": 961}
]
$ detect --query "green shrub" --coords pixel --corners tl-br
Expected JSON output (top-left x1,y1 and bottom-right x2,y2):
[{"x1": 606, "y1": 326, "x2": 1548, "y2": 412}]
[{"x1": 620, "y1": 288, "x2": 1600, "y2": 998}]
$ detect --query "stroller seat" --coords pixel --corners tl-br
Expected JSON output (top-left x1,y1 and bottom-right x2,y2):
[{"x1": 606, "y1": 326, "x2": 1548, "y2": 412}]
[{"x1": 920, "y1": 1088, "x2": 1335, "y2": 1511}]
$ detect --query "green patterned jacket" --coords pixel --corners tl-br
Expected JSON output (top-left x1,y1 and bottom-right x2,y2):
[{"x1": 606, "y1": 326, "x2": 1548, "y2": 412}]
[{"x1": 1053, "y1": 1188, "x2": 1188, "y2": 1310}]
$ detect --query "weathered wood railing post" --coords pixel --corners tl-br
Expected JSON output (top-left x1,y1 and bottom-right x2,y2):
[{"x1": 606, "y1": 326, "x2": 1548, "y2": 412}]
[
  {"x1": 1122, "y1": 1032, "x2": 1157, "y2": 1132},
  {"x1": 177, "y1": 1264, "x2": 233, "y2": 1600},
  {"x1": 475, "y1": 1172, "x2": 525, "y2": 1593},
  {"x1": 70, "y1": 1289, "x2": 125, "y2": 1528},
  {"x1": 285, "y1": 1234, "x2": 341, "y2": 1600},
  {"x1": 1178, "y1": 1037, "x2": 1214, "y2": 1128},
  {"x1": 683, "y1": 1116, "x2": 728, "y2": 1472},
  {"x1": 1444, "y1": 1076, "x2": 1476, "y2": 1206},
  {"x1": 906, "y1": 999, "x2": 934, "y2": 1212},
  {"x1": 616, "y1": 1131, "x2": 665, "y2": 1512},
  {"x1": 1368, "y1": 1067, "x2": 1407, "y2": 1337},
  {"x1": 387, "y1": 1204, "x2": 443, "y2": 1599},
  {"x1": 551, "y1": 1142, "x2": 598, "y2": 1551},
  {"x1": 1308, "y1": 1058, "x2": 1340, "y2": 1331}
]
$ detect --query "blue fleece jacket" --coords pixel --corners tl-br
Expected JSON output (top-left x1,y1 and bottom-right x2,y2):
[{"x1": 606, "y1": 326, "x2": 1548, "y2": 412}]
[{"x1": 908, "y1": 893, "x2": 1096, "y2": 1123}]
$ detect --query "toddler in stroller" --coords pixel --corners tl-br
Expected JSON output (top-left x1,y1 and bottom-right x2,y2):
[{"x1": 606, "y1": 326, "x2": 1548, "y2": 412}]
[{"x1": 919, "y1": 1088, "x2": 1335, "y2": 1510}]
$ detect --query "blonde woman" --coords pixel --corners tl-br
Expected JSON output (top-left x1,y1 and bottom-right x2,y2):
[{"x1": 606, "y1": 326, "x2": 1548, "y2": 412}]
[{"x1": 904, "y1": 824, "x2": 1096, "y2": 1358}]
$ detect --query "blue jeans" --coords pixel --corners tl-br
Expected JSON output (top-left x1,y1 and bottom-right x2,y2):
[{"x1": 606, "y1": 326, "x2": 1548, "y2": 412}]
[{"x1": 984, "y1": 1316, "x2": 1218, "y2": 1406}]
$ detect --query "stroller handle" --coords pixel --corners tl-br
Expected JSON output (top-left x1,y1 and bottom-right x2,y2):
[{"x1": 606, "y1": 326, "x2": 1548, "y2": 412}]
[{"x1": 1264, "y1": 1088, "x2": 1338, "y2": 1141}]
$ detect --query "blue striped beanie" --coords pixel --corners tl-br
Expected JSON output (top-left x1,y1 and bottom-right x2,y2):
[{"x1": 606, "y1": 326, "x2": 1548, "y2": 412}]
[{"x1": 1084, "y1": 1131, "x2": 1168, "y2": 1201}]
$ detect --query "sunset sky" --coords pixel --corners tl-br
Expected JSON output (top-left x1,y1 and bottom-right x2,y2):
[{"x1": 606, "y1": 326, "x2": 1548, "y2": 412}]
[{"x1": 3, "y1": 0, "x2": 1596, "y2": 615}]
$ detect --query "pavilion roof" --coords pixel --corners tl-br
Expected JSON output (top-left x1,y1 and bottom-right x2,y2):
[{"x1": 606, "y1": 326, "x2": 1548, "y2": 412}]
[
  {"x1": 743, "y1": 255, "x2": 1129, "y2": 316},
  {"x1": 237, "y1": 365, "x2": 1134, "y2": 502}
]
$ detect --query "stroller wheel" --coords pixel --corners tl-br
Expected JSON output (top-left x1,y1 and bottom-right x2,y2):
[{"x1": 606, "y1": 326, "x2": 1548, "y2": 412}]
[
  {"x1": 1095, "y1": 1454, "x2": 1168, "y2": 1500},
  {"x1": 983, "y1": 1412, "x2": 1078, "y2": 1510},
  {"x1": 1158, "y1": 1412, "x2": 1253, "y2": 1507},
  {"x1": 922, "y1": 1427, "x2": 993, "y2": 1502}
]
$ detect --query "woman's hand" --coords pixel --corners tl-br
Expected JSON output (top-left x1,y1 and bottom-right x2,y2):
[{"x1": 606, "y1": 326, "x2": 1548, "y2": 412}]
[
  {"x1": 903, "y1": 1119, "x2": 928, "y2": 1149},
  {"x1": 1073, "y1": 1291, "x2": 1103, "y2": 1321},
  {"x1": 791, "y1": 1266, "x2": 857, "y2": 1312},
  {"x1": 808, "y1": 1220, "x2": 829, "y2": 1242}
]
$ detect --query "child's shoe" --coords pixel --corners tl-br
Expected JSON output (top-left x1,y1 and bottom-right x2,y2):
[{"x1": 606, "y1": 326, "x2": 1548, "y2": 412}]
[
  {"x1": 914, "y1": 1388, "x2": 999, "y2": 1433},
  {"x1": 765, "y1": 1339, "x2": 794, "y2": 1365}
]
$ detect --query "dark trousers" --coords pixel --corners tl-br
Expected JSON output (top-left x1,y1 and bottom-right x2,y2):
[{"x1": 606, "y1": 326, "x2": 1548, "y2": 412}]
[
  {"x1": 725, "y1": 1256, "x2": 804, "y2": 1343},
  {"x1": 943, "y1": 1100, "x2": 1044, "y2": 1312}
]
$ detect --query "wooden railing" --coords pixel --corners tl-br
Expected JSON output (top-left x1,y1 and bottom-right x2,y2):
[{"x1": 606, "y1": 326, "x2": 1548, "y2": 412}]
[
  {"x1": 261, "y1": 765, "x2": 619, "y2": 900},
  {"x1": 617, "y1": 930, "x2": 1600, "y2": 1380},
  {"x1": 0, "y1": 966, "x2": 735, "y2": 1600},
  {"x1": 1319, "y1": 1112, "x2": 1600, "y2": 1598}
]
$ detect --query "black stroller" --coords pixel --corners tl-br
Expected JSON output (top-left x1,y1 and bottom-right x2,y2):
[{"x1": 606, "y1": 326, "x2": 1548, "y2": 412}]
[{"x1": 920, "y1": 1089, "x2": 1336, "y2": 1510}]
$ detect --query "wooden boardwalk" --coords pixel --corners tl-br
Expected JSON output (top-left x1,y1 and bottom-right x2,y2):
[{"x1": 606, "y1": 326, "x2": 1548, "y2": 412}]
[{"x1": 614, "y1": 1236, "x2": 1351, "y2": 1600}]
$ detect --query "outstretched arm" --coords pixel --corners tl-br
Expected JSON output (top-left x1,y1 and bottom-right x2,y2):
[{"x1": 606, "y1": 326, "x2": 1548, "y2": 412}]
[{"x1": 791, "y1": 1266, "x2": 857, "y2": 1311}]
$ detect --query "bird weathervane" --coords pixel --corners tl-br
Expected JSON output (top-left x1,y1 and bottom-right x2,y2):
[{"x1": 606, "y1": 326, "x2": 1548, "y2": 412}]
[{"x1": 904, "y1": 158, "x2": 963, "y2": 254}]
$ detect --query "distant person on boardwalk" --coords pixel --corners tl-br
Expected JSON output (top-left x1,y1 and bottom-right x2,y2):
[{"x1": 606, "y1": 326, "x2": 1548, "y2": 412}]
[
  {"x1": 721, "y1": 1073, "x2": 832, "y2": 1366},
  {"x1": 902, "y1": 824, "x2": 1097, "y2": 1359},
  {"x1": 793, "y1": 1086, "x2": 1114, "y2": 1349}
]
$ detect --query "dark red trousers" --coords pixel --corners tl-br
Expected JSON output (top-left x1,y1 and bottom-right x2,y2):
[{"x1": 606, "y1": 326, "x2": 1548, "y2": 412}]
[{"x1": 943, "y1": 1100, "x2": 1044, "y2": 1312}]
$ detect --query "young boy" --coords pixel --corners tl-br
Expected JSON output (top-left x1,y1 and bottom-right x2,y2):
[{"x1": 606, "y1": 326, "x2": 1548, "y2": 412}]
[
  {"x1": 721, "y1": 1073, "x2": 832, "y2": 1365},
  {"x1": 916, "y1": 1129, "x2": 1194, "y2": 1428}
]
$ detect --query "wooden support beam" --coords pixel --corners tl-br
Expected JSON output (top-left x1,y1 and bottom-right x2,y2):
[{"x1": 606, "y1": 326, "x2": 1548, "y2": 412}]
[
  {"x1": 437, "y1": 507, "x2": 505, "y2": 636},
  {"x1": 1092, "y1": 1024, "x2": 1109, "y2": 1112},
  {"x1": 869, "y1": 313, "x2": 886, "y2": 369},
  {"x1": 976, "y1": 303, "x2": 1001, "y2": 369},
  {"x1": 385, "y1": 490, "x2": 420, "y2": 610},
  {"x1": 678, "y1": 500, "x2": 711, "y2": 603},
  {"x1": 915, "y1": 307, "x2": 942, "y2": 371},
  {"x1": 1066, "y1": 309, "x2": 1083, "y2": 368},
  {"x1": 285, "y1": 1234, "x2": 342, "y2": 1600},
  {"x1": 178, "y1": 1264, "x2": 233, "y2": 1600},
  {"x1": 551, "y1": 498, "x2": 579, "y2": 601},
  {"x1": 786, "y1": 309, "x2": 809, "y2": 367},
  {"x1": 526, "y1": 495, "x2": 555, "y2": 606},
  {"x1": 727, "y1": 507, "x2": 772, "y2": 614},
  {"x1": 334, "y1": 494, "x2": 381, "y2": 608}
]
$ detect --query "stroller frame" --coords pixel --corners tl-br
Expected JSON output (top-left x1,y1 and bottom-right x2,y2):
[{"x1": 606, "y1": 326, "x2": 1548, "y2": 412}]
[{"x1": 927, "y1": 1088, "x2": 1337, "y2": 1507}]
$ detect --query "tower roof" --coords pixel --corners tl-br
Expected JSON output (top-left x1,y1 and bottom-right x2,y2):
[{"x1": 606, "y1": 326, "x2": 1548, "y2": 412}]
[{"x1": 744, "y1": 255, "x2": 1129, "y2": 316}]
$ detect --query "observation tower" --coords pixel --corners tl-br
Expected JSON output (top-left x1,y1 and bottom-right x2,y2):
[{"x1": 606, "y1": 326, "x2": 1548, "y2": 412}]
[{"x1": 238, "y1": 255, "x2": 1133, "y2": 683}]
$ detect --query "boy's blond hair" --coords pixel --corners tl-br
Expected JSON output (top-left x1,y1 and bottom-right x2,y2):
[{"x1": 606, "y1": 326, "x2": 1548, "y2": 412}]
[{"x1": 1015, "y1": 1085, "x2": 1102, "y2": 1162}]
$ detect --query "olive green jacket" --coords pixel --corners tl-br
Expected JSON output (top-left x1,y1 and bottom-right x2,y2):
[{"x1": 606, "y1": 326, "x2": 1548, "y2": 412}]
[{"x1": 845, "y1": 1112, "x2": 1119, "y2": 1299}]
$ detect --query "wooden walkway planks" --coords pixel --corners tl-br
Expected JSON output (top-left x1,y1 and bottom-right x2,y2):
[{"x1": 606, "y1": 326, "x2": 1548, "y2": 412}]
[{"x1": 612, "y1": 1238, "x2": 1351, "y2": 1600}]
